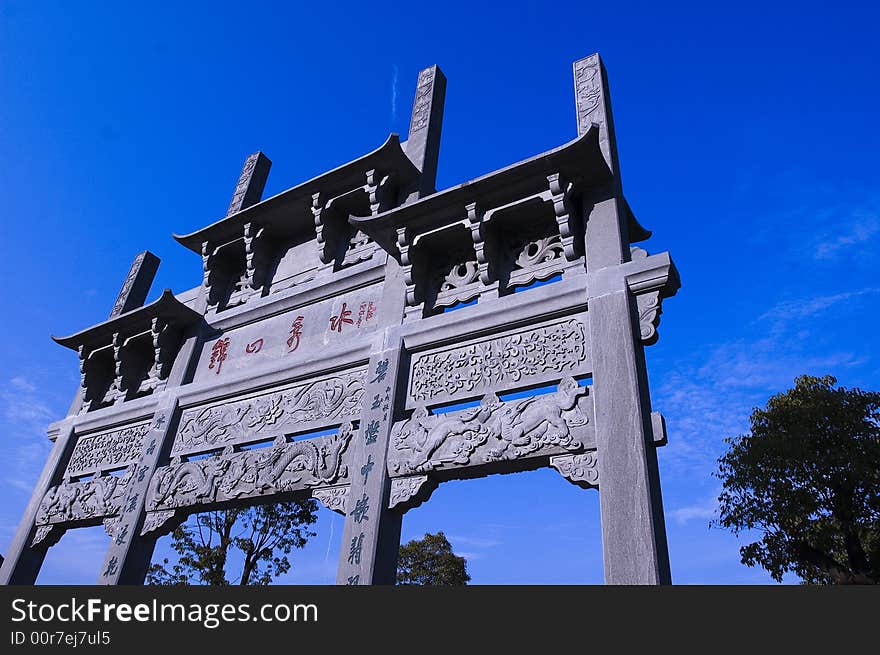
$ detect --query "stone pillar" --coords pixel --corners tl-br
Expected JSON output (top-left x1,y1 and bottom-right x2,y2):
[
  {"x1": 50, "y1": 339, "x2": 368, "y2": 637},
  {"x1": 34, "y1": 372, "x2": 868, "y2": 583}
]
[
  {"x1": 109, "y1": 251, "x2": 161, "y2": 318},
  {"x1": 336, "y1": 347, "x2": 405, "y2": 584},
  {"x1": 0, "y1": 421, "x2": 77, "y2": 584},
  {"x1": 96, "y1": 396, "x2": 179, "y2": 584},
  {"x1": 587, "y1": 285, "x2": 671, "y2": 584},
  {"x1": 227, "y1": 151, "x2": 272, "y2": 216},
  {"x1": 403, "y1": 65, "x2": 446, "y2": 200},
  {"x1": 578, "y1": 53, "x2": 670, "y2": 584}
]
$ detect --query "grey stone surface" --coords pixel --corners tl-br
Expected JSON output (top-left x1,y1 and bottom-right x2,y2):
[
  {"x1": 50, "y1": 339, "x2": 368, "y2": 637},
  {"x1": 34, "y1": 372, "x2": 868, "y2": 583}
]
[
  {"x1": 403, "y1": 66, "x2": 446, "y2": 199},
  {"x1": 227, "y1": 152, "x2": 272, "y2": 216},
  {"x1": 2, "y1": 52, "x2": 680, "y2": 587},
  {"x1": 109, "y1": 251, "x2": 160, "y2": 318}
]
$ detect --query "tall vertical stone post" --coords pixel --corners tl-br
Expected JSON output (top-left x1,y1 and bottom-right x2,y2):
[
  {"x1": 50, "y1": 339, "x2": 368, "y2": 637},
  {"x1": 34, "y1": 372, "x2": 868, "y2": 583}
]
[
  {"x1": 403, "y1": 65, "x2": 446, "y2": 200},
  {"x1": 335, "y1": 345, "x2": 406, "y2": 584},
  {"x1": 578, "y1": 54, "x2": 671, "y2": 584}
]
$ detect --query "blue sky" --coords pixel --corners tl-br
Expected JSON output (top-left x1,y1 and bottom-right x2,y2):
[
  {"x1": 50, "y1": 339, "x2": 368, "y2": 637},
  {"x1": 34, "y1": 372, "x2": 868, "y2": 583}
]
[{"x1": 1, "y1": 1, "x2": 877, "y2": 584}]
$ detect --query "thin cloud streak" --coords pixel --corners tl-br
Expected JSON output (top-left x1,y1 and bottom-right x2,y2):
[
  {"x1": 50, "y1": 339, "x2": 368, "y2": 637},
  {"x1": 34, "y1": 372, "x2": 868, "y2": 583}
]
[{"x1": 391, "y1": 64, "x2": 399, "y2": 124}]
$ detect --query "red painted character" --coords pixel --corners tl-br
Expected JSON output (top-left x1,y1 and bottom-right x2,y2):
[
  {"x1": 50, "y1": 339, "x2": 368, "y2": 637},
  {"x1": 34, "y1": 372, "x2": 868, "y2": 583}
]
[
  {"x1": 329, "y1": 303, "x2": 354, "y2": 333},
  {"x1": 245, "y1": 338, "x2": 263, "y2": 354},
  {"x1": 208, "y1": 337, "x2": 230, "y2": 375},
  {"x1": 287, "y1": 316, "x2": 305, "y2": 352}
]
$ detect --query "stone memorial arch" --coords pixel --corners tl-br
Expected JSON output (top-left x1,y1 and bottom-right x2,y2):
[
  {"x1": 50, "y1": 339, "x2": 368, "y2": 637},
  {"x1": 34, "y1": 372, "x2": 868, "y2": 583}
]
[{"x1": 1, "y1": 54, "x2": 679, "y2": 586}]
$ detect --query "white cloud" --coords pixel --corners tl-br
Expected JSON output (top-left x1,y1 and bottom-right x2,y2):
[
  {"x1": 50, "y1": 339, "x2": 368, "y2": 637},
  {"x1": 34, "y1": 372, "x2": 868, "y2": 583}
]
[
  {"x1": 9, "y1": 376, "x2": 36, "y2": 392},
  {"x1": 448, "y1": 535, "x2": 502, "y2": 548},
  {"x1": 391, "y1": 65, "x2": 399, "y2": 124},
  {"x1": 759, "y1": 288, "x2": 879, "y2": 325},
  {"x1": 669, "y1": 498, "x2": 718, "y2": 525},
  {"x1": 814, "y1": 215, "x2": 879, "y2": 260}
]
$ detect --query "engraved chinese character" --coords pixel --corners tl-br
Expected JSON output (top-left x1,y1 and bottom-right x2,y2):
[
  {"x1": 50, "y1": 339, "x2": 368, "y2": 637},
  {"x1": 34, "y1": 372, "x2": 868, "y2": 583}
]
[
  {"x1": 115, "y1": 523, "x2": 129, "y2": 546},
  {"x1": 137, "y1": 466, "x2": 148, "y2": 483},
  {"x1": 364, "y1": 420, "x2": 380, "y2": 445},
  {"x1": 287, "y1": 315, "x2": 305, "y2": 352},
  {"x1": 348, "y1": 533, "x2": 364, "y2": 565},
  {"x1": 329, "y1": 303, "x2": 354, "y2": 333},
  {"x1": 370, "y1": 358, "x2": 389, "y2": 383},
  {"x1": 245, "y1": 338, "x2": 264, "y2": 354},
  {"x1": 208, "y1": 337, "x2": 230, "y2": 374},
  {"x1": 357, "y1": 302, "x2": 367, "y2": 328},
  {"x1": 126, "y1": 495, "x2": 138, "y2": 513},
  {"x1": 347, "y1": 575, "x2": 360, "y2": 585},
  {"x1": 146, "y1": 439, "x2": 157, "y2": 455},
  {"x1": 151, "y1": 415, "x2": 166, "y2": 432},
  {"x1": 103, "y1": 556, "x2": 119, "y2": 578},
  {"x1": 352, "y1": 493, "x2": 370, "y2": 524},
  {"x1": 366, "y1": 301, "x2": 376, "y2": 321},
  {"x1": 371, "y1": 394, "x2": 381, "y2": 410},
  {"x1": 360, "y1": 455, "x2": 374, "y2": 485}
]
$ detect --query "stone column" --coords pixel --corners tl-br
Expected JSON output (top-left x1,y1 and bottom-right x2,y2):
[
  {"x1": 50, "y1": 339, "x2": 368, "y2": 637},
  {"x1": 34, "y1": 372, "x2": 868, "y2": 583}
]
[
  {"x1": 109, "y1": 251, "x2": 161, "y2": 318},
  {"x1": 403, "y1": 65, "x2": 446, "y2": 200},
  {"x1": 577, "y1": 54, "x2": 670, "y2": 584},
  {"x1": 226, "y1": 151, "x2": 272, "y2": 216},
  {"x1": 95, "y1": 396, "x2": 179, "y2": 584},
  {"x1": 335, "y1": 346, "x2": 405, "y2": 584},
  {"x1": 587, "y1": 282, "x2": 671, "y2": 584},
  {"x1": 0, "y1": 421, "x2": 77, "y2": 584}
]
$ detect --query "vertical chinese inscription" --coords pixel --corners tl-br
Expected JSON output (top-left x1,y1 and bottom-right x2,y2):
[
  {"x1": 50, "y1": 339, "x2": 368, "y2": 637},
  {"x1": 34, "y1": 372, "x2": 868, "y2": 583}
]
[
  {"x1": 337, "y1": 353, "x2": 398, "y2": 585},
  {"x1": 409, "y1": 67, "x2": 435, "y2": 133}
]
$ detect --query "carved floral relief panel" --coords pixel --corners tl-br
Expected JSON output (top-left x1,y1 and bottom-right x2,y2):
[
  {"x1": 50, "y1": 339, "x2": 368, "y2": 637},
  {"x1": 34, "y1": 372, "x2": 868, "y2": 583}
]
[
  {"x1": 408, "y1": 317, "x2": 590, "y2": 408},
  {"x1": 65, "y1": 422, "x2": 151, "y2": 477}
]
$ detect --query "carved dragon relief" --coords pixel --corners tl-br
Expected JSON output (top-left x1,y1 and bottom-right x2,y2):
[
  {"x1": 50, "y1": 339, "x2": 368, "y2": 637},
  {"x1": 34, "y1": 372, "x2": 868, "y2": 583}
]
[
  {"x1": 34, "y1": 466, "x2": 136, "y2": 541},
  {"x1": 146, "y1": 423, "x2": 355, "y2": 513},
  {"x1": 173, "y1": 370, "x2": 366, "y2": 455},
  {"x1": 389, "y1": 377, "x2": 594, "y2": 477}
]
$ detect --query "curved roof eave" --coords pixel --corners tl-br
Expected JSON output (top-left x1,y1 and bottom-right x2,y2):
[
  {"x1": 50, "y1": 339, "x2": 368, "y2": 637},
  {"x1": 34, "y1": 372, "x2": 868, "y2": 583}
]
[{"x1": 173, "y1": 133, "x2": 419, "y2": 253}]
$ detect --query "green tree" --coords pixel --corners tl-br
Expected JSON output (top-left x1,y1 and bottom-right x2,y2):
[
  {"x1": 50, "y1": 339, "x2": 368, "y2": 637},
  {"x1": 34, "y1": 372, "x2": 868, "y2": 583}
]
[
  {"x1": 396, "y1": 531, "x2": 470, "y2": 585},
  {"x1": 714, "y1": 375, "x2": 880, "y2": 584},
  {"x1": 146, "y1": 500, "x2": 317, "y2": 586}
]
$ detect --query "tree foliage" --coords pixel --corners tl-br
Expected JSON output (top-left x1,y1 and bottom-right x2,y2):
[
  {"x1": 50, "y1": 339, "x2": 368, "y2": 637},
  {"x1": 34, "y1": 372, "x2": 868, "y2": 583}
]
[
  {"x1": 146, "y1": 499, "x2": 317, "y2": 586},
  {"x1": 396, "y1": 531, "x2": 470, "y2": 585},
  {"x1": 714, "y1": 375, "x2": 880, "y2": 584}
]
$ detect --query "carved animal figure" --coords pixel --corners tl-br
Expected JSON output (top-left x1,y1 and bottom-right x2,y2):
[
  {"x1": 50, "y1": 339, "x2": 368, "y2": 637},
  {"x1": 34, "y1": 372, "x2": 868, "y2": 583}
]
[
  {"x1": 150, "y1": 455, "x2": 231, "y2": 507},
  {"x1": 487, "y1": 377, "x2": 585, "y2": 459},
  {"x1": 256, "y1": 424, "x2": 352, "y2": 492},
  {"x1": 394, "y1": 398, "x2": 500, "y2": 473}
]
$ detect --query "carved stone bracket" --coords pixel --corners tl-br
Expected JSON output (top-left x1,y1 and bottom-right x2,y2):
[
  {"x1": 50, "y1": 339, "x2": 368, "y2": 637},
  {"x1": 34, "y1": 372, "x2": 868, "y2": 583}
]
[
  {"x1": 140, "y1": 509, "x2": 182, "y2": 537},
  {"x1": 31, "y1": 524, "x2": 64, "y2": 548},
  {"x1": 627, "y1": 247, "x2": 676, "y2": 346},
  {"x1": 547, "y1": 173, "x2": 579, "y2": 261},
  {"x1": 388, "y1": 475, "x2": 438, "y2": 512},
  {"x1": 549, "y1": 451, "x2": 599, "y2": 489},
  {"x1": 312, "y1": 485, "x2": 350, "y2": 516}
]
